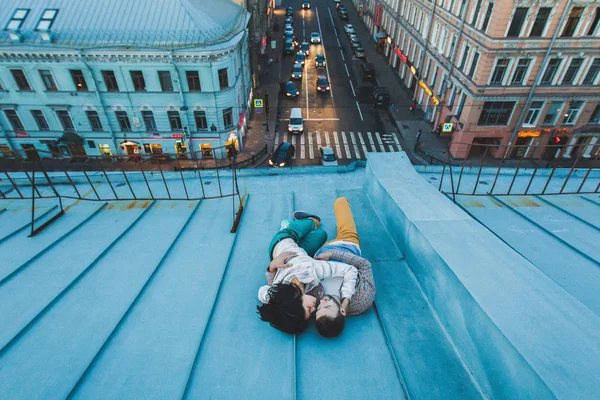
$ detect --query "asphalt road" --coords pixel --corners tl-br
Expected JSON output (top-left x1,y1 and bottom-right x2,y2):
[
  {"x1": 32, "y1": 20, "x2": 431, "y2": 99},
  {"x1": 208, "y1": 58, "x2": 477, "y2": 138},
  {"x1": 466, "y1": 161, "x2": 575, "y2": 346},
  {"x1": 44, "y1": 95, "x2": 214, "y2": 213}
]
[{"x1": 275, "y1": 0, "x2": 398, "y2": 166}]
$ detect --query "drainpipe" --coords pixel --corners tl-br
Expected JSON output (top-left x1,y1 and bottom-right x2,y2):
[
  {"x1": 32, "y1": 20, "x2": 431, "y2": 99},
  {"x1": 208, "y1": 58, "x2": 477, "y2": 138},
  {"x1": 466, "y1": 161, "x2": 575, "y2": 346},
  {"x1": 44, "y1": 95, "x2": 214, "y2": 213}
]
[
  {"x1": 433, "y1": 0, "x2": 471, "y2": 129},
  {"x1": 77, "y1": 50, "x2": 119, "y2": 154},
  {"x1": 167, "y1": 51, "x2": 193, "y2": 157},
  {"x1": 508, "y1": 0, "x2": 574, "y2": 149},
  {"x1": 236, "y1": 32, "x2": 249, "y2": 151},
  {"x1": 0, "y1": 114, "x2": 21, "y2": 158},
  {"x1": 414, "y1": 0, "x2": 438, "y2": 99}
]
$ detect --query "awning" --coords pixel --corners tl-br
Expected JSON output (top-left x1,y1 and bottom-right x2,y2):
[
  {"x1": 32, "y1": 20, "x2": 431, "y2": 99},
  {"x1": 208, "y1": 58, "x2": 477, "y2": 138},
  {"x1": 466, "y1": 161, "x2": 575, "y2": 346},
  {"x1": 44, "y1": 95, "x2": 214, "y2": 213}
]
[
  {"x1": 375, "y1": 32, "x2": 387, "y2": 39},
  {"x1": 121, "y1": 140, "x2": 140, "y2": 147},
  {"x1": 57, "y1": 131, "x2": 84, "y2": 145}
]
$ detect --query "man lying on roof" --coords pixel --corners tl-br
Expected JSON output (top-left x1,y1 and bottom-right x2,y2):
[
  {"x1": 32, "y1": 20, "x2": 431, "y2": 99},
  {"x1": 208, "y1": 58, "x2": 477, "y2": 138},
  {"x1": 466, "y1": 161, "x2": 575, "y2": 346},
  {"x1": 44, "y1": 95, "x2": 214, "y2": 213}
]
[{"x1": 257, "y1": 197, "x2": 376, "y2": 337}]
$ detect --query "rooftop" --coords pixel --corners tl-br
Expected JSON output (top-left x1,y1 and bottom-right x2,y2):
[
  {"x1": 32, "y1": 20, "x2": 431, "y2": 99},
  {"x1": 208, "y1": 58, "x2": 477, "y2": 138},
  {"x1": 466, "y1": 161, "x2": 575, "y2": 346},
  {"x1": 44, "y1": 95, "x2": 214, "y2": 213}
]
[
  {"x1": 0, "y1": 153, "x2": 599, "y2": 399},
  {"x1": 0, "y1": 0, "x2": 249, "y2": 49}
]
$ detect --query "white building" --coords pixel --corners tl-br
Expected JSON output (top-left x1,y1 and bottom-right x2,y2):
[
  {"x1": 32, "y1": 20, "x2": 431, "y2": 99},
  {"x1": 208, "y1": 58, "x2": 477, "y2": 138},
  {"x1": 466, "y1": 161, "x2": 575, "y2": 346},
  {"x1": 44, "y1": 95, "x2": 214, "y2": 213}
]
[{"x1": 0, "y1": 0, "x2": 251, "y2": 160}]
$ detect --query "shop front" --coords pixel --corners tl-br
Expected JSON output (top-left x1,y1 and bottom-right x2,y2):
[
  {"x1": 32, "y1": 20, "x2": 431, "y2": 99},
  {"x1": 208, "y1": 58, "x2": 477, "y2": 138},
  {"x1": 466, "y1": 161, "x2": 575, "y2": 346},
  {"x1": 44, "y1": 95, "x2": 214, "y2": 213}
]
[
  {"x1": 121, "y1": 140, "x2": 140, "y2": 161},
  {"x1": 57, "y1": 132, "x2": 87, "y2": 161}
]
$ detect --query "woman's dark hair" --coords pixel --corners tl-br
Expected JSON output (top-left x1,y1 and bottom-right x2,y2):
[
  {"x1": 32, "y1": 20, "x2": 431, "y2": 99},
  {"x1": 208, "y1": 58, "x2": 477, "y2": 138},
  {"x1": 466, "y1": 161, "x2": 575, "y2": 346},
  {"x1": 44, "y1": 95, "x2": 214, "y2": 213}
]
[{"x1": 257, "y1": 283, "x2": 309, "y2": 334}]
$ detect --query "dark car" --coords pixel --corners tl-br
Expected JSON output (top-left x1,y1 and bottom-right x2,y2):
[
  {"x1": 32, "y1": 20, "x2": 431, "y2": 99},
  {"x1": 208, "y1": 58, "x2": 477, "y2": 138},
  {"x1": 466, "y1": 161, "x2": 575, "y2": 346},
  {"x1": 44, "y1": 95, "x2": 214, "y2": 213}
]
[
  {"x1": 284, "y1": 31, "x2": 297, "y2": 43},
  {"x1": 315, "y1": 53, "x2": 326, "y2": 67},
  {"x1": 372, "y1": 86, "x2": 391, "y2": 107},
  {"x1": 300, "y1": 41, "x2": 310, "y2": 55},
  {"x1": 338, "y1": 5, "x2": 345, "y2": 12},
  {"x1": 291, "y1": 64, "x2": 303, "y2": 79},
  {"x1": 354, "y1": 47, "x2": 366, "y2": 58},
  {"x1": 284, "y1": 81, "x2": 300, "y2": 97},
  {"x1": 340, "y1": 9, "x2": 348, "y2": 20},
  {"x1": 302, "y1": 0, "x2": 311, "y2": 9},
  {"x1": 284, "y1": 38, "x2": 295, "y2": 54},
  {"x1": 286, "y1": 7, "x2": 293, "y2": 16},
  {"x1": 269, "y1": 142, "x2": 295, "y2": 167},
  {"x1": 294, "y1": 52, "x2": 306, "y2": 66},
  {"x1": 360, "y1": 62, "x2": 376, "y2": 81},
  {"x1": 316, "y1": 76, "x2": 330, "y2": 92}
]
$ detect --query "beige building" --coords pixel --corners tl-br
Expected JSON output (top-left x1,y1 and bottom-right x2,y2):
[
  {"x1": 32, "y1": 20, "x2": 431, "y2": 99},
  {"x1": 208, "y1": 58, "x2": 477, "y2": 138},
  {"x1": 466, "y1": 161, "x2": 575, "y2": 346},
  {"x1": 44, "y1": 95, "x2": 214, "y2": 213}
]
[{"x1": 353, "y1": 0, "x2": 600, "y2": 159}]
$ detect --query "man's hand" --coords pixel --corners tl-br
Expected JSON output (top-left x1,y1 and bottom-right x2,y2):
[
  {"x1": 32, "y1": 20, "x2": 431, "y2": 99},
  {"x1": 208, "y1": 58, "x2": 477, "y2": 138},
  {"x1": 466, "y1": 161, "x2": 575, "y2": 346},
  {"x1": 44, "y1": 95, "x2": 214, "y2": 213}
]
[
  {"x1": 268, "y1": 251, "x2": 297, "y2": 272},
  {"x1": 315, "y1": 252, "x2": 332, "y2": 261},
  {"x1": 340, "y1": 298, "x2": 350, "y2": 316}
]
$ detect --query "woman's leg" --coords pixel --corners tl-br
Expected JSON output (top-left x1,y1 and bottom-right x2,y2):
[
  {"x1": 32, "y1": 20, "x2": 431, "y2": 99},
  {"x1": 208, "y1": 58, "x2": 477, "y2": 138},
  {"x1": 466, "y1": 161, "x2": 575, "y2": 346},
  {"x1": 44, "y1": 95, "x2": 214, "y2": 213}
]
[{"x1": 297, "y1": 228, "x2": 328, "y2": 257}]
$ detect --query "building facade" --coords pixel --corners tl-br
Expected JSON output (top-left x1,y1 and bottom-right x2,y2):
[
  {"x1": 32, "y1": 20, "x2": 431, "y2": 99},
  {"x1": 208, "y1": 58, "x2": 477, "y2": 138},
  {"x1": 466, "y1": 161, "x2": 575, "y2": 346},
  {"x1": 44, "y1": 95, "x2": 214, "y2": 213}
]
[
  {"x1": 353, "y1": 0, "x2": 600, "y2": 159},
  {"x1": 0, "y1": 0, "x2": 251, "y2": 161}
]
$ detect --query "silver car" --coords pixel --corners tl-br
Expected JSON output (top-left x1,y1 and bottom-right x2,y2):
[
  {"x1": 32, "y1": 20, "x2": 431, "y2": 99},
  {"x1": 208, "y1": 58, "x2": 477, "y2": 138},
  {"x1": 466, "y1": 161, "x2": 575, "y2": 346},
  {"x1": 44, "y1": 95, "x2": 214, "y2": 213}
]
[{"x1": 320, "y1": 147, "x2": 338, "y2": 166}]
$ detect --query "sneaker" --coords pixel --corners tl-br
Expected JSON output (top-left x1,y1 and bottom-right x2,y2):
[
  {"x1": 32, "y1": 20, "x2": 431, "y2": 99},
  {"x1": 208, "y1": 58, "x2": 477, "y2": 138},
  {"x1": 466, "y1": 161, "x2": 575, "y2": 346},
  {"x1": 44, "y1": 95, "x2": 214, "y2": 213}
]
[
  {"x1": 293, "y1": 210, "x2": 321, "y2": 222},
  {"x1": 280, "y1": 219, "x2": 291, "y2": 230}
]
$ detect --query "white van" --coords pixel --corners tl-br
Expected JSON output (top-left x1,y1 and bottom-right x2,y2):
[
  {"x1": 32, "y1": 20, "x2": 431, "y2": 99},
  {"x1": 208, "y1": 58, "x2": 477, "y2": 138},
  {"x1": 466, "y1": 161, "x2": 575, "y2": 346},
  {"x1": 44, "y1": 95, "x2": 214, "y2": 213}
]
[{"x1": 288, "y1": 108, "x2": 304, "y2": 134}]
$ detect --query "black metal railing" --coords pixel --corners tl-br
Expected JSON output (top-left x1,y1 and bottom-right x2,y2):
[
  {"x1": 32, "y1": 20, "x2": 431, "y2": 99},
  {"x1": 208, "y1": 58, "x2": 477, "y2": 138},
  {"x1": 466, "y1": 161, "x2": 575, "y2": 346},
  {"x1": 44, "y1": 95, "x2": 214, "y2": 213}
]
[
  {"x1": 0, "y1": 144, "x2": 269, "y2": 234},
  {"x1": 436, "y1": 142, "x2": 600, "y2": 202}
]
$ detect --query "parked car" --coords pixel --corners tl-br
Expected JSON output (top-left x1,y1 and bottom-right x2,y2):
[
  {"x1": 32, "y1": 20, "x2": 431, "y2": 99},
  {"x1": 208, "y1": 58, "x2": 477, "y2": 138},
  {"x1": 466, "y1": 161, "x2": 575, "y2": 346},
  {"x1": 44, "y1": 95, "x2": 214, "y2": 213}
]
[
  {"x1": 372, "y1": 86, "x2": 391, "y2": 108},
  {"x1": 338, "y1": 5, "x2": 345, "y2": 12},
  {"x1": 350, "y1": 37, "x2": 361, "y2": 47},
  {"x1": 302, "y1": 0, "x2": 311, "y2": 9},
  {"x1": 286, "y1": 7, "x2": 293, "y2": 16},
  {"x1": 344, "y1": 24, "x2": 354, "y2": 34},
  {"x1": 284, "y1": 25, "x2": 294, "y2": 36},
  {"x1": 360, "y1": 62, "x2": 376, "y2": 81},
  {"x1": 310, "y1": 32, "x2": 321, "y2": 44},
  {"x1": 320, "y1": 146, "x2": 338, "y2": 166},
  {"x1": 300, "y1": 41, "x2": 310, "y2": 55},
  {"x1": 316, "y1": 76, "x2": 330, "y2": 93},
  {"x1": 354, "y1": 47, "x2": 365, "y2": 58},
  {"x1": 315, "y1": 53, "x2": 326, "y2": 67},
  {"x1": 291, "y1": 64, "x2": 303, "y2": 79},
  {"x1": 348, "y1": 31, "x2": 357, "y2": 40},
  {"x1": 269, "y1": 142, "x2": 295, "y2": 167},
  {"x1": 284, "y1": 81, "x2": 300, "y2": 97},
  {"x1": 285, "y1": 16, "x2": 293, "y2": 25},
  {"x1": 284, "y1": 31, "x2": 297, "y2": 43},
  {"x1": 340, "y1": 9, "x2": 348, "y2": 20},
  {"x1": 295, "y1": 52, "x2": 306, "y2": 66},
  {"x1": 284, "y1": 38, "x2": 295, "y2": 54}
]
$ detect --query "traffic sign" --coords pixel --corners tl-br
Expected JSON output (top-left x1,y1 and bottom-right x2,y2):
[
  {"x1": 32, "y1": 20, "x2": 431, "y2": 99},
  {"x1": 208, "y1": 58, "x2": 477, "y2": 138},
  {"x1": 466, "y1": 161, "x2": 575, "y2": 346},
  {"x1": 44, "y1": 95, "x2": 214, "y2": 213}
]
[
  {"x1": 254, "y1": 99, "x2": 264, "y2": 108},
  {"x1": 442, "y1": 123, "x2": 454, "y2": 133},
  {"x1": 256, "y1": 108, "x2": 263, "y2": 114}
]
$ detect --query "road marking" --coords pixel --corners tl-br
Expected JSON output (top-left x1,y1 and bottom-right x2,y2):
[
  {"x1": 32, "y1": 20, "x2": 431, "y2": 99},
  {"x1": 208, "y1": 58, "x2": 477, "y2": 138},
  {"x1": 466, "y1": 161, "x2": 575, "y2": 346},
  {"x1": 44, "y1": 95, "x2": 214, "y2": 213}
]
[
  {"x1": 315, "y1": 7, "x2": 334, "y2": 99},
  {"x1": 300, "y1": 134, "x2": 305, "y2": 159},
  {"x1": 358, "y1": 132, "x2": 368, "y2": 155},
  {"x1": 375, "y1": 132, "x2": 386, "y2": 152},
  {"x1": 391, "y1": 132, "x2": 402, "y2": 150},
  {"x1": 325, "y1": 132, "x2": 330, "y2": 146},
  {"x1": 340, "y1": 49, "x2": 345, "y2": 60},
  {"x1": 333, "y1": 131, "x2": 342, "y2": 159},
  {"x1": 291, "y1": 134, "x2": 296, "y2": 145},
  {"x1": 344, "y1": 64, "x2": 349, "y2": 76},
  {"x1": 367, "y1": 132, "x2": 376, "y2": 152},
  {"x1": 302, "y1": 18, "x2": 305, "y2": 38},
  {"x1": 349, "y1": 80, "x2": 356, "y2": 97},
  {"x1": 328, "y1": 6, "x2": 335, "y2": 25},
  {"x1": 316, "y1": 131, "x2": 322, "y2": 147},
  {"x1": 350, "y1": 131, "x2": 360, "y2": 156},
  {"x1": 274, "y1": 132, "x2": 279, "y2": 147},
  {"x1": 355, "y1": 101, "x2": 364, "y2": 121},
  {"x1": 305, "y1": 118, "x2": 340, "y2": 121},
  {"x1": 342, "y1": 131, "x2": 351, "y2": 158},
  {"x1": 308, "y1": 132, "x2": 314, "y2": 159},
  {"x1": 337, "y1": 37, "x2": 341, "y2": 46}
]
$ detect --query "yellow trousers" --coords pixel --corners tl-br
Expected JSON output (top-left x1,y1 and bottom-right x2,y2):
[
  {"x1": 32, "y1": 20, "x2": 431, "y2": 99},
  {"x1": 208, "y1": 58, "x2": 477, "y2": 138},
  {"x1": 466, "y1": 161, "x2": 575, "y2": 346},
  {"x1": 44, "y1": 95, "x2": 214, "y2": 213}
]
[{"x1": 328, "y1": 197, "x2": 360, "y2": 246}]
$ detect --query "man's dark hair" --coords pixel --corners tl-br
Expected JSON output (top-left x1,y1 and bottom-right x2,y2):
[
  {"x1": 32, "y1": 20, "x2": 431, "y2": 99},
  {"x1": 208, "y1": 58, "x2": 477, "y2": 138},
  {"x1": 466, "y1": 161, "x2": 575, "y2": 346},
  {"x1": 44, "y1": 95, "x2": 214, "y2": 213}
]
[
  {"x1": 315, "y1": 312, "x2": 345, "y2": 338},
  {"x1": 257, "y1": 283, "x2": 309, "y2": 334}
]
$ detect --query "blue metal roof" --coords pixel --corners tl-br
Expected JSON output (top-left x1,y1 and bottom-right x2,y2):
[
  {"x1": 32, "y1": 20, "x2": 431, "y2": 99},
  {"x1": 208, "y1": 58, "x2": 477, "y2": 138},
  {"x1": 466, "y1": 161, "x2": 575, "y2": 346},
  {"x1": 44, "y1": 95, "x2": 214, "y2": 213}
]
[
  {"x1": 0, "y1": 0, "x2": 248, "y2": 49},
  {"x1": 0, "y1": 155, "x2": 599, "y2": 399}
]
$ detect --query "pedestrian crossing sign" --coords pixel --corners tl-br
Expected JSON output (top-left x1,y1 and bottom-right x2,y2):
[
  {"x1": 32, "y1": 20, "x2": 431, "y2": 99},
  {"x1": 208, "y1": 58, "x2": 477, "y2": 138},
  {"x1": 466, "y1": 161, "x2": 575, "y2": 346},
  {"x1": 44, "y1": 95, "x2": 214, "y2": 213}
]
[
  {"x1": 254, "y1": 99, "x2": 264, "y2": 108},
  {"x1": 442, "y1": 123, "x2": 454, "y2": 133}
]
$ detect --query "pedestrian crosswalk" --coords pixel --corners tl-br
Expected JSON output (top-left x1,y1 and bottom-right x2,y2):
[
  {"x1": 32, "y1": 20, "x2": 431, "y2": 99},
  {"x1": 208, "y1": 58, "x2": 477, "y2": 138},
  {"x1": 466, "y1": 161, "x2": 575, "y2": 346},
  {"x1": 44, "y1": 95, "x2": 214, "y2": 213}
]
[{"x1": 274, "y1": 131, "x2": 402, "y2": 160}]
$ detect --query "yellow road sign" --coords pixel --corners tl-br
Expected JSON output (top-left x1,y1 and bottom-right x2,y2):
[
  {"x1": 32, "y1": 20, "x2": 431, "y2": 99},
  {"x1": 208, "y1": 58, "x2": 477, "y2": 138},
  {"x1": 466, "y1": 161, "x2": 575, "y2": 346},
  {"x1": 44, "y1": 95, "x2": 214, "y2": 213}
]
[
  {"x1": 442, "y1": 123, "x2": 454, "y2": 133},
  {"x1": 254, "y1": 99, "x2": 264, "y2": 108}
]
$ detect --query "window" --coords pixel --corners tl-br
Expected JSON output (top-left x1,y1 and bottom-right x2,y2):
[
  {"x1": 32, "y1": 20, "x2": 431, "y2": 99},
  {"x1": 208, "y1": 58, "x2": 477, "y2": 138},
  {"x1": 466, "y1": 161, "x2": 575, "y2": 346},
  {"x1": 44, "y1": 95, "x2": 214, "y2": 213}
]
[
  {"x1": 31, "y1": 110, "x2": 50, "y2": 131},
  {"x1": 10, "y1": 69, "x2": 32, "y2": 91},
  {"x1": 561, "y1": 7, "x2": 584, "y2": 37},
  {"x1": 540, "y1": 58, "x2": 562, "y2": 84},
  {"x1": 158, "y1": 71, "x2": 173, "y2": 92},
  {"x1": 36, "y1": 9, "x2": 58, "y2": 31},
  {"x1": 507, "y1": 7, "x2": 528, "y2": 37},
  {"x1": 218, "y1": 68, "x2": 229, "y2": 89},
  {"x1": 478, "y1": 101, "x2": 515, "y2": 125},
  {"x1": 563, "y1": 101, "x2": 583, "y2": 125},
  {"x1": 542, "y1": 101, "x2": 564, "y2": 125},
  {"x1": 448, "y1": 88, "x2": 458, "y2": 110},
  {"x1": 130, "y1": 71, "x2": 146, "y2": 91},
  {"x1": 458, "y1": 45, "x2": 470, "y2": 70},
  {"x1": 511, "y1": 59, "x2": 531, "y2": 84},
  {"x1": 480, "y1": 2, "x2": 493, "y2": 33},
  {"x1": 562, "y1": 7, "x2": 584, "y2": 37},
  {"x1": 6, "y1": 8, "x2": 29, "y2": 30},
  {"x1": 587, "y1": 8, "x2": 600, "y2": 36},
  {"x1": 589, "y1": 104, "x2": 600, "y2": 123},
  {"x1": 583, "y1": 58, "x2": 600, "y2": 84},
  {"x1": 471, "y1": 0, "x2": 483, "y2": 26},
  {"x1": 529, "y1": 8, "x2": 551, "y2": 37},
  {"x1": 223, "y1": 107, "x2": 233, "y2": 128},
  {"x1": 56, "y1": 110, "x2": 75, "y2": 131},
  {"x1": 4, "y1": 110, "x2": 25, "y2": 131},
  {"x1": 101, "y1": 71, "x2": 119, "y2": 92},
  {"x1": 523, "y1": 101, "x2": 544, "y2": 126},
  {"x1": 186, "y1": 71, "x2": 201, "y2": 92},
  {"x1": 467, "y1": 52, "x2": 480, "y2": 78},
  {"x1": 115, "y1": 111, "x2": 131, "y2": 131},
  {"x1": 168, "y1": 111, "x2": 182, "y2": 131},
  {"x1": 69, "y1": 69, "x2": 88, "y2": 91},
  {"x1": 39, "y1": 69, "x2": 57, "y2": 91},
  {"x1": 425, "y1": 59, "x2": 432, "y2": 82},
  {"x1": 194, "y1": 111, "x2": 208, "y2": 130},
  {"x1": 561, "y1": 58, "x2": 583, "y2": 85},
  {"x1": 141, "y1": 111, "x2": 157, "y2": 131},
  {"x1": 456, "y1": 93, "x2": 467, "y2": 119},
  {"x1": 490, "y1": 59, "x2": 509, "y2": 84},
  {"x1": 86, "y1": 111, "x2": 103, "y2": 131}
]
